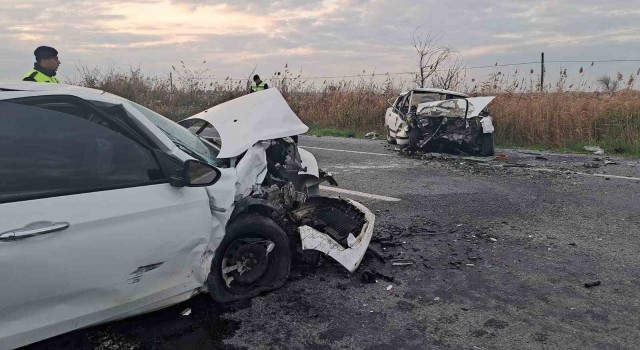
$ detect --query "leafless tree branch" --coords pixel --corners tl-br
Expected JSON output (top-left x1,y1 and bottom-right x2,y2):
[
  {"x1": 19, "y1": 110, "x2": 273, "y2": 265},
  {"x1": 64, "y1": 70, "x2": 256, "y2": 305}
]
[{"x1": 411, "y1": 31, "x2": 452, "y2": 88}]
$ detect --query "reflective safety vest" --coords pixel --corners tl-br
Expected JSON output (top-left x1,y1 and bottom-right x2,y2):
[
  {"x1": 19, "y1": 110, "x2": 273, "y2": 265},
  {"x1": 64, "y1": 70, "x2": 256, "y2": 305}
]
[
  {"x1": 251, "y1": 81, "x2": 267, "y2": 92},
  {"x1": 22, "y1": 69, "x2": 60, "y2": 83}
]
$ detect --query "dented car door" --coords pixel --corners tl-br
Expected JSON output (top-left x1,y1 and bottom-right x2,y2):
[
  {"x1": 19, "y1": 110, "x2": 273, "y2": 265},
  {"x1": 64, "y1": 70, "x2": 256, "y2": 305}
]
[{"x1": 0, "y1": 100, "x2": 217, "y2": 349}]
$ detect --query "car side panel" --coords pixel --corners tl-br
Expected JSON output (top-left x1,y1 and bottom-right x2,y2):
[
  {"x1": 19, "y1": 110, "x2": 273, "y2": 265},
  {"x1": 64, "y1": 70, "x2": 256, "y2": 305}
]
[{"x1": 0, "y1": 184, "x2": 213, "y2": 349}]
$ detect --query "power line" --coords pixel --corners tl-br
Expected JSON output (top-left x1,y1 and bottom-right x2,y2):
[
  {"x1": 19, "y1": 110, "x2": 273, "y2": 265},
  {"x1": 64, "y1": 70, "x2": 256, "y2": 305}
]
[{"x1": 186, "y1": 58, "x2": 640, "y2": 82}]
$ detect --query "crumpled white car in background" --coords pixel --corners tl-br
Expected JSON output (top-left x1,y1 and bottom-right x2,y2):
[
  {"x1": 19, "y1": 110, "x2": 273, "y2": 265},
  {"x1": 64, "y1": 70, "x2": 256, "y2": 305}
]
[{"x1": 0, "y1": 83, "x2": 374, "y2": 349}]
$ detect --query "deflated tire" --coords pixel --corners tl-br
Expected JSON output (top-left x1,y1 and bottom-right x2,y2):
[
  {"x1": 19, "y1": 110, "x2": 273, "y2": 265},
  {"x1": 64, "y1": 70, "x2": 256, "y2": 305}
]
[{"x1": 207, "y1": 214, "x2": 291, "y2": 303}]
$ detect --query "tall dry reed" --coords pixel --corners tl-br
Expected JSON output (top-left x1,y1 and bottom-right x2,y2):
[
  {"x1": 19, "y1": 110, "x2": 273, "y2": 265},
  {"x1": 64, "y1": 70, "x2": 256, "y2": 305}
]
[{"x1": 73, "y1": 64, "x2": 640, "y2": 154}]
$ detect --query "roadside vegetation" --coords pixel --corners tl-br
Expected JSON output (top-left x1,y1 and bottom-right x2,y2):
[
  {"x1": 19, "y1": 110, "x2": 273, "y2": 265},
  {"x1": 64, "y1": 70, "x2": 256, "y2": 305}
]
[{"x1": 73, "y1": 62, "x2": 640, "y2": 156}]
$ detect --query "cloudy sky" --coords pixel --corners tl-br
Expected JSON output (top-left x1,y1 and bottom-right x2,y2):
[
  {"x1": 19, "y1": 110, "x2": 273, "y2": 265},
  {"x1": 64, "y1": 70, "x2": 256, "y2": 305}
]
[{"x1": 1, "y1": 0, "x2": 639, "y2": 88}]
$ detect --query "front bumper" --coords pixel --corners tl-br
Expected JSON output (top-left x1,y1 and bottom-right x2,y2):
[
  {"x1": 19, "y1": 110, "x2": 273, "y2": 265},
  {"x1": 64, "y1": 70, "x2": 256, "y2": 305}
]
[{"x1": 294, "y1": 197, "x2": 375, "y2": 272}]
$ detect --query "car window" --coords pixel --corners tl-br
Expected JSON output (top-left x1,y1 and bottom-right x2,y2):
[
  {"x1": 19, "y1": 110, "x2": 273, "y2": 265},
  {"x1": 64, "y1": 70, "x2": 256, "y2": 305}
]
[
  {"x1": 0, "y1": 101, "x2": 165, "y2": 203},
  {"x1": 126, "y1": 102, "x2": 222, "y2": 166},
  {"x1": 411, "y1": 92, "x2": 441, "y2": 106}
]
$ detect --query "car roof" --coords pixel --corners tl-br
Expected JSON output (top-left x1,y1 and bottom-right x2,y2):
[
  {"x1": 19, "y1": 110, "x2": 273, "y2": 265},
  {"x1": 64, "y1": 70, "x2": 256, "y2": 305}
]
[
  {"x1": 0, "y1": 81, "x2": 104, "y2": 95},
  {"x1": 400, "y1": 88, "x2": 468, "y2": 97}
]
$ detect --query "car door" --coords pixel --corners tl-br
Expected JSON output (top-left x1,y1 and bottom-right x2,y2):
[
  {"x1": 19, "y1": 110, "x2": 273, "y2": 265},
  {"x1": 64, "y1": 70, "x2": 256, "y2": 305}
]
[
  {"x1": 0, "y1": 98, "x2": 216, "y2": 349},
  {"x1": 385, "y1": 95, "x2": 406, "y2": 137}
]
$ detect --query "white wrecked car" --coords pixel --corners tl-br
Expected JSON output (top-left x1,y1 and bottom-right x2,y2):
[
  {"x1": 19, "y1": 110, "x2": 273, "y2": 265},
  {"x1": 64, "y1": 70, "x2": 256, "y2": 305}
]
[
  {"x1": 0, "y1": 83, "x2": 374, "y2": 349},
  {"x1": 384, "y1": 88, "x2": 496, "y2": 156}
]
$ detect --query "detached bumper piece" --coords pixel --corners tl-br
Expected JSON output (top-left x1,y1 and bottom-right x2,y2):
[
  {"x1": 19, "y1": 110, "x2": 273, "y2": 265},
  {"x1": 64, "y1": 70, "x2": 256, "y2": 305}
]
[{"x1": 292, "y1": 197, "x2": 375, "y2": 272}]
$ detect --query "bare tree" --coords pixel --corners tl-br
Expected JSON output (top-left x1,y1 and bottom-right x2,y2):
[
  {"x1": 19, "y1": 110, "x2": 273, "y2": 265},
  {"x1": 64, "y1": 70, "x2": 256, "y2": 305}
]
[
  {"x1": 412, "y1": 31, "x2": 452, "y2": 88},
  {"x1": 431, "y1": 55, "x2": 466, "y2": 90}
]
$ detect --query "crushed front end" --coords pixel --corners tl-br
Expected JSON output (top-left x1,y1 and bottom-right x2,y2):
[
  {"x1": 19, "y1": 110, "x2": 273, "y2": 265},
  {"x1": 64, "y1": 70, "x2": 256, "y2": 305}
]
[
  {"x1": 401, "y1": 97, "x2": 496, "y2": 155},
  {"x1": 256, "y1": 138, "x2": 375, "y2": 273}
]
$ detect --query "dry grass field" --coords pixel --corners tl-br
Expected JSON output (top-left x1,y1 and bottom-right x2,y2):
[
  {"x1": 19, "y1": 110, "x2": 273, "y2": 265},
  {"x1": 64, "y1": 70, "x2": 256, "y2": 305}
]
[{"x1": 73, "y1": 65, "x2": 640, "y2": 155}]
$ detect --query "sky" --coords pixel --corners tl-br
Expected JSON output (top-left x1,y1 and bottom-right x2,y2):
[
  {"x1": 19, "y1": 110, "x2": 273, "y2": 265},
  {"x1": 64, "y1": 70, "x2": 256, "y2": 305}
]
[{"x1": 1, "y1": 0, "x2": 639, "y2": 89}]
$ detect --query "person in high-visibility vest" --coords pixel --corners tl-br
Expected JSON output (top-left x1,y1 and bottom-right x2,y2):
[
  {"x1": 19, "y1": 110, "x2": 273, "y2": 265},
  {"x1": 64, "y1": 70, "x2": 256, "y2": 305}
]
[
  {"x1": 22, "y1": 46, "x2": 61, "y2": 83},
  {"x1": 250, "y1": 74, "x2": 268, "y2": 93}
]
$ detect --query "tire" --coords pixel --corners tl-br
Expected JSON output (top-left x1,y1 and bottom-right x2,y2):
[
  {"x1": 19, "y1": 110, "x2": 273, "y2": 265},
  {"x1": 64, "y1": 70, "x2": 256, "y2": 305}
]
[
  {"x1": 480, "y1": 133, "x2": 495, "y2": 156},
  {"x1": 207, "y1": 214, "x2": 291, "y2": 303},
  {"x1": 386, "y1": 129, "x2": 396, "y2": 144},
  {"x1": 408, "y1": 127, "x2": 420, "y2": 153}
]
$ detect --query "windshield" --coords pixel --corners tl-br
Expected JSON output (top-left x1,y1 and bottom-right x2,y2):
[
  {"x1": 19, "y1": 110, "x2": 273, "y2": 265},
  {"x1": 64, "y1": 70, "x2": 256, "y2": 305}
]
[
  {"x1": 127, "y1": 102, "x2": 221, "y2": 166},
  {"x1": 410, "y1": 92, "x2": 442, "y2": 107}
]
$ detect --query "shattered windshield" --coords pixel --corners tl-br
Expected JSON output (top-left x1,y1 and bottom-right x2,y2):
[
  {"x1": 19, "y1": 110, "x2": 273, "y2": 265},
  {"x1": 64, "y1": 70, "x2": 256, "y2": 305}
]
[
  {"x1": 127, "y1": 102, "x2": 221, "y2": 166},
  {"x1": 410, "y1": 92, "x2": 441, "y2": 107},
  {"x1": 417, "y1": 98, "x2": 473, "y2": 118}
]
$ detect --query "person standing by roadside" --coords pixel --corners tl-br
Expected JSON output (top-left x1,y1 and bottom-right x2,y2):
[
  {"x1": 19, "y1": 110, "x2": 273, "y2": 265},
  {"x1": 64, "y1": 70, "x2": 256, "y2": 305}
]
[
  {"x1": 23, "y1": 46, "x2": 61, "y2": 83},
  {"x1": 250, "y1": 74, "x2": 268, "y2": 93}
]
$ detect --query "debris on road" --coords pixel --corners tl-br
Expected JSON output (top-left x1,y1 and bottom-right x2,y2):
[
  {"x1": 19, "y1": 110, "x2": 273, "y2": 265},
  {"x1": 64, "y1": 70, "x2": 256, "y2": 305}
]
[
  {"x1": 386, "y1": 285, "x2": 393, "y2": 291},
  {"x1": 584, "y1": 280, "x2": 601, "y2": 288},
  {"x1": 180, "y1": 308, "x2": 192, "y2": 316},
  {"x1": 604, "y1": 160, "x2": 618, "y2": 165},
  {"x1": 494, "y1": 154, "x2": 509, "y2": 161},
  {"x1": 489, "y1": 237, "x2": 498, "y2": 242},
  {"x1": 359, "y1": 268, "x2": 397, "y2": 285},
  {"x1": 365, "y1": 132, "x2": 379, "y2": 139},
  {"x1": 535, "y1": 156, "x2": 549, "y2": 161},
  {"x1": 461, "y1": 156, "x2": 491, "y2": 163},
  {"x1": 584, "y1": 146, "x2": 605, "y2": 155},
  {"x1": 366, "y1": 246, "x2": 387, "y2": 263},
  {"x1": 391, "y1": 258, "x2": 417, "y2": 267}
]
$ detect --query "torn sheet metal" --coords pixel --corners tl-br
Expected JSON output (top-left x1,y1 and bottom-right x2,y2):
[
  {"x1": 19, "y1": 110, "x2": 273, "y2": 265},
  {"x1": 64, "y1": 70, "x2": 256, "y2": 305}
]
[
  {"x1": 234, "y1": 142, "x2": 270, "y2": 199},
  {"x1": 297, "y1": 199, "x2": 375, "y2": 273},
  {"x1": 183, "y1": 89, "x2": 309, "y2": 158},
  {"x1": 417, "y1": 96, "x2": 495, "y2": 119}
]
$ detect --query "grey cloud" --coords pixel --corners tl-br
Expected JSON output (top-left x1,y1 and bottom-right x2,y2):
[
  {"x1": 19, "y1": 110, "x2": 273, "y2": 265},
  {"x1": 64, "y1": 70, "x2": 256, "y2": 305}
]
[{"x1": 1, "y1": 0, "x2": 638, "y2": 83}]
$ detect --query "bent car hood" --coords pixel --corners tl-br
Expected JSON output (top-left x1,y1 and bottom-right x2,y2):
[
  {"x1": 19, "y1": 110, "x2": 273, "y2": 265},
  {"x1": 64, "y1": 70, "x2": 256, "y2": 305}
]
[
  {"x1": 182, "y1": 89, "x2": 309, "y2": 158},
  {"x1": 417, "y1": 96, "x2": 495, "y2": 118}
]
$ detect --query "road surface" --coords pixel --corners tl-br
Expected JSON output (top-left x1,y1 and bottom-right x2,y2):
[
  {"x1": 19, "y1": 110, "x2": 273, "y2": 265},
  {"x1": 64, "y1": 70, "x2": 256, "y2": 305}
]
[{"x1": 25, "y1": 136, "x2": 640, "y2": 350}]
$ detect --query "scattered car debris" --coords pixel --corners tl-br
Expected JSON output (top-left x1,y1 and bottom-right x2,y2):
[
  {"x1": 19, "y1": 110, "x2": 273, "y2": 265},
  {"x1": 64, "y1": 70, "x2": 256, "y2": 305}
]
[
  {"x1": 584, "y1": 146, "x2": 605, "y2": 155},
  {"x1": 584, "y1": 281, "x2": 601, "y2": 288},
  {"x1": 494, "y1": 154, "x2": 509, "y2": 161},
  {"x1": 307, "y1": 309, "x2": 319, "y2": 318},
  {"x1": 366, "y1": 246, "x2": 387, "y2": 263},
  {"x1": 461, "y1": 156, "x2": 491, "y2": 163},
  {"x1": 180, "y1": 308, "x2": 192, "y2": 316},
  {"x1": 386, "y1": 285, "x2": 394, "y2": 291},
  {"x1": 364, "y1": 132, "x2": 379, "y2": 139},
  {"x1": 359, "y1": 268, "x2": 397, "y2": 284},
  {"x1": 535, "y1": 156, "x2": 549, "y2": 161},
  {"x1": 391, "y1": 258, "x2": 417, "y2": 267},
  {"x1": 584, "y1": 162, "x2": 601, "y2": 169},
  {"x1": 489, "y1": 237, "x2": 498, "y2": 242},
  {"x1": 604, "y1": 160, "x2": 618, "y2": 165}
]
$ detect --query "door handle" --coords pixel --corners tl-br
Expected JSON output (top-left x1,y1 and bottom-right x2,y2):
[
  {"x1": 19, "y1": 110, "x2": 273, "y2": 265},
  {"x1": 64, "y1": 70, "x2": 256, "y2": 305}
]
[{"x1": 0, "y1": 221, "x2": 70, "y2": 241}]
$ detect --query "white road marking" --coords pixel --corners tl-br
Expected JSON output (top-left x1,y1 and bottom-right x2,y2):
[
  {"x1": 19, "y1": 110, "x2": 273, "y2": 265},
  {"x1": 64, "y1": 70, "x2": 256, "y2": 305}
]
[
  {"x1": 529, "y1": 167, "x2": 640, "y2": 181},
  {"x1": 301, "y1": 146, "x2": 394, "y2": 157},
  {"x1": 319, "y1": 186, "x2": 401, "y2": 202}
]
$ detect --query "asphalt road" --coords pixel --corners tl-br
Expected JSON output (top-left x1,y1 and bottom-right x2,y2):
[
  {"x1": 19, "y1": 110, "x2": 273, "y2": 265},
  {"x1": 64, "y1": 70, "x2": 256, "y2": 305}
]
[{"x1": 24, "y1": 136, "x2": 640, "y2": 350}]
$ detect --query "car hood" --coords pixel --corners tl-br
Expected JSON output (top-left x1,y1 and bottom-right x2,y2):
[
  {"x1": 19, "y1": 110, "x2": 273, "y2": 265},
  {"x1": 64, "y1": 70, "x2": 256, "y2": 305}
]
[
  {"x1": 182, "y1": 89, "x2": 309, "y2": 158},
  {"x1": 417, "y1": 96, "x2": 495, "y2": 118}
]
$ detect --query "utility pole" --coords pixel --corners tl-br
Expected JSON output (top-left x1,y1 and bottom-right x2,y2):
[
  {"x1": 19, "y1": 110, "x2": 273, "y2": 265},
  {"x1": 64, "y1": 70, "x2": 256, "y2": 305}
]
[
  {"x1": 540, "y1": 52, "x2": 545, "y2": 93},
  {"x1": 169, "y1": 72, "x2": 173, "y2": 92}
]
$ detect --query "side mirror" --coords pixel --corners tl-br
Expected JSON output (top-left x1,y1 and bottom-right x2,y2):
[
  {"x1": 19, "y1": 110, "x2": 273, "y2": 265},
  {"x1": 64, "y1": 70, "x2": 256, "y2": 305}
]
[{"x1": 181, "y1": 159, "x2": 221, "y2": 187}]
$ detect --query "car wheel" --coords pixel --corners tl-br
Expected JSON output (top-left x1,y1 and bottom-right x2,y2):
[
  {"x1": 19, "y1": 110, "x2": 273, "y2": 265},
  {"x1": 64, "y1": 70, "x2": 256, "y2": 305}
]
[
  {"x1": 480, "y1": 133, "x2": 495, "y2": 156},
  {"x1": 386, "y1": 129, "x2": 396, "y2": 144},
  {"x1": 207, "y1": 214, "x2": 291, "y2": 303},
  {"x1": 408, "y1": 127, "x2": 420, "y2": 153}
]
